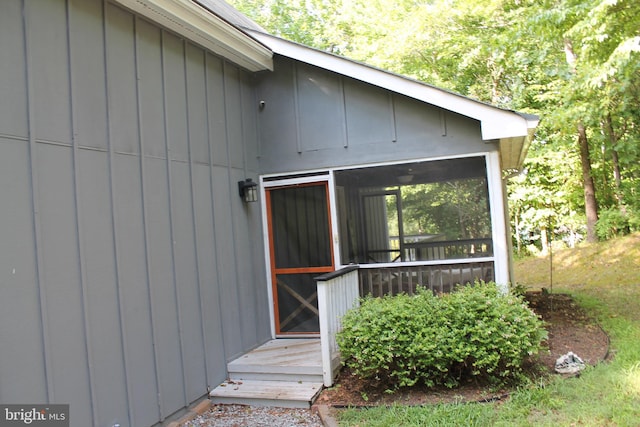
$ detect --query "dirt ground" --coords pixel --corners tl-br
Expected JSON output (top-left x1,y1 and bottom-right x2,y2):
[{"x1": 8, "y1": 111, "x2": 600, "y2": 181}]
[{"x1": 315, "y1": 291, "x2": 610, "y2": 407}]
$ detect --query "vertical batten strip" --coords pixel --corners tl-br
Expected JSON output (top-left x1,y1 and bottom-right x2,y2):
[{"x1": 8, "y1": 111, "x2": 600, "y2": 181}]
[
  {"x1": 160, "y1": 26, "x2": 187, "y2": 419},
  {"x1": 187, "y1": 44, "x2": 210, "y2": 395},
  {"x1": 389, "y1": 93, "x2": 398, "y2": 143},
  {"x1": 240, "y1": 74, "x2": 260, "y2": 342},
  {"x1": 440, "y1": 110, "x2": 447, "y2": 137},
  {"x1": 239, "y1": 72, "x2": 248, "y2": 174},
  {"x1": 198, "y1": 51, "x2": 214, "y2": 391},
  {"x1": 235, "y1": 66, "x2": 251, "y2": 348},
  {"x1": 133, "y1": 15, "x2": 165, "y2": 421},
  {"x1": 64, "y1": 0, "x2": 98, "y2": 424},
  {"x1": 215, "y1": 58, "x2": 236, "y2": 356},
  {"x1": 223, "y1": 61, "x2": 245, "y2": 349},
  {"x1": 102, "y1": 2, "x2": 134, "y2": 424},
  {"x1": 205, "y1": 53, "x2": 228, "y2": 372},
  {"x1": 293, "y1": 63, "x2": 302, "y2": 153},
  {"x1": 21, "y1": 0, "x2": 54, "y2": 403},
  {"x1": 340, "y1": 77, "x2": 349, "y2": 148},
  {"x1": 238, "y1": 74, "x2": 259, "y2": 346},
  {"x1": 173, "y1": 36, "x2": 190, "y2": 406}
]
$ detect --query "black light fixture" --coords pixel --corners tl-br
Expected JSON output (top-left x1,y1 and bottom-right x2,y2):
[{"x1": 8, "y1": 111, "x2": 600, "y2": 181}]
[{"x1": 238, "y1": 178, "x2": 258, "y2": 203}]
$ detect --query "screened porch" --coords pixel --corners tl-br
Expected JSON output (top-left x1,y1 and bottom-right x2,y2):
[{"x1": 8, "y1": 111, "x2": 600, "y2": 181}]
[
  {"x1": 335, "y1": 156, "x2": 493, "y2": 263},
  {"x1": 264, "y1": 155, "x2": 503, "y2": 336}
]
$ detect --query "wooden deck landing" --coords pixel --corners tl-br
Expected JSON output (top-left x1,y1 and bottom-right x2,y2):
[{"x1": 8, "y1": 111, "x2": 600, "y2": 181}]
[
  {"x1": 228, "y1": 339, "x2": 323, "y2": 379},
  {"x1": 210, "y1": 339, "x2": 325, "y2": 408}
]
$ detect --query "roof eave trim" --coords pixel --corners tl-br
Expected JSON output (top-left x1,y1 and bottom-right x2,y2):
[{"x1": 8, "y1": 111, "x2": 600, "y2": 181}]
[
  {"x1": 500, "y1": 117, "x2": 539, "y2": 171},
  {"x1": 111, "y1": 0, "x2": 273, "y2": 72},
  {"x1": 518, "y1": 121, "x2": 539, "y2": 169},
  {"x1": 249, "y1": 30, "x2": 537, "y2": 141}
]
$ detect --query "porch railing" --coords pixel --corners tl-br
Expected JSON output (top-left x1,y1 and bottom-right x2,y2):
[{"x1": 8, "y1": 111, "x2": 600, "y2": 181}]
[
  {"x1": 383, "y1": 237, "x2": 493, "y2": 262},
  {"x1": 403, "y1": 238, "x2": 493, "y2": 261},
  {"x1": 359, "y1": 261, "x2": 494, "y2": 297},
  {"x1": 316, "y1": 266, "x2": 360, "y2": 387}
]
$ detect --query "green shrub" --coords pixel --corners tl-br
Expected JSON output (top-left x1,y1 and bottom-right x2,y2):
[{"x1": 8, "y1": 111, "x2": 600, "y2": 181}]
[
  {"x1": 337, "y1": 282, "x2": 547, "y2": 389},
  {"x1": 596, "y1": 206, "x2": 630, "y2": 240}
]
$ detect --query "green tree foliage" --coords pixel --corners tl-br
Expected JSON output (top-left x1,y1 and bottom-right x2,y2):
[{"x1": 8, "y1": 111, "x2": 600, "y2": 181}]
[
  {"x1": 508, "y1": 137, "x2": 586, "y2": 253},
  {"x1": 398, "y1": 179, "x2": 491, "y2": 240},
  {"x1": 511, "y1": 0, "x2": 640, "y2": 245},
  {"x1": 228, "y1": 0, "x2": 343, "y2": 51},
  {"x1": 228, "y1": 0, "x2": 640, "y2": 245}
]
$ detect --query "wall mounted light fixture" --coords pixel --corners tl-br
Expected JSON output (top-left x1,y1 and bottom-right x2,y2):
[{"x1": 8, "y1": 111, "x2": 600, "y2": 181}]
[{"x1": 238, "y1": 178, "x2": 258, "y2": 203}]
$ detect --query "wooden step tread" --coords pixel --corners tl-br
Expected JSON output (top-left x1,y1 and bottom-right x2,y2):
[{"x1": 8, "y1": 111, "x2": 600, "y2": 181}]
[
  {"x1": 228, "y1": 339, "x2": 322, "y2": 370},
  {"x1": 228, "y1": 362, "x2": 323, "y2": 375},
  {"x1": 209, "y1": 379, "x2": 323, "y2": 408}
]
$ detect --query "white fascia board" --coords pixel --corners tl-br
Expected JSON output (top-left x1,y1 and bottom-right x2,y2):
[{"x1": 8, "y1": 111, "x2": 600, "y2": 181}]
[
  {"x1": 112, "y1": 0, "x2": 273, "y2": 71},
  {"x1": 249, "y1": 30, "x2": 537, "y2": 142},
  {"x1": 499, "y1": 114, "x2": 539, "y2": 170}
]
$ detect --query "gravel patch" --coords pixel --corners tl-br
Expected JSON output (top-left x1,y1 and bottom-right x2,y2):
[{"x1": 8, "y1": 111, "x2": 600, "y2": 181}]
[{"x1": 181, "y1": 404, "x2": 324, "y2": 427}]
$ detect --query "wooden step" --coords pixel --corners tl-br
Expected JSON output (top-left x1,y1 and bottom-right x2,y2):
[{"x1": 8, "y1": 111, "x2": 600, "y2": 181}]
[
  {"x1": 227, "y1": 339, "x2": 324, "y2": 383},
  {"x1": 228, "y1": 369, "x2": 324, "y2": 383},
  {"x1": 228, "y1": 355, "x2": 324, "y2": 383},
  {"x1": 211, "y1": 339, "x2": 325, "y2": 407},
  {"x1": 209, "y1": 379, "x2": 323, "y2": 408}
]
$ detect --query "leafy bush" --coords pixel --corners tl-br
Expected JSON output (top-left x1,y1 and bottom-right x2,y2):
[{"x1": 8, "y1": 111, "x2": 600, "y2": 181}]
[
  {"x1": 596, "y1": 206, "x2": 630, "y2": 240},
  {"x1": 337, "y1": 282, "x2": 547, "y2": 389}
]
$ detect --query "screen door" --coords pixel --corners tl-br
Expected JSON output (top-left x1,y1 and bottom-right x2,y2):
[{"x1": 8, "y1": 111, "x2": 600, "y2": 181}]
[{"x1": 266, "y1": 181, "x2": 334, "y2": 335}]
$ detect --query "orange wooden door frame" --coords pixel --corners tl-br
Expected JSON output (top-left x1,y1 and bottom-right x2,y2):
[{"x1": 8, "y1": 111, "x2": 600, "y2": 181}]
[{"x1": 265, "y1": 181, "x2": 335, "y2": 335}]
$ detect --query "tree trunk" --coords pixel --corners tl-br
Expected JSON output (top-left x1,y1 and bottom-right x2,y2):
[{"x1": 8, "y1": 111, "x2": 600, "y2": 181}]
[
  {"x1": 565, "y1": 39, "x2": 599, "y2": 242},
  {"x1": 611, "y1": 149, "x2": 622, "y2": 190},
  {"x1": 577, "y1": 122, "x2": 599, "y2": 242},
  {"x1": 514, "y1": 208, "x2": 521, "y2": 255},
  {"x1": 603, "y1": 114, "x2": 623, "y2": 203},
  {"x1": 540, "y1": 227, "x2": 548, "y2": 255}
]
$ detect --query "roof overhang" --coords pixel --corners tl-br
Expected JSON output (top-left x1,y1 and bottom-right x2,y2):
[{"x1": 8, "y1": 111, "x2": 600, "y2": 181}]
[
  {"x1": 499, "y1": 114, "x2": 539, "y2": 172},
  {"x1": 248, "y1": 30, "x2": 538, "y2": 170},
  {"x1": 111, "y1": 0, "x2": 273, "y2": 72}
]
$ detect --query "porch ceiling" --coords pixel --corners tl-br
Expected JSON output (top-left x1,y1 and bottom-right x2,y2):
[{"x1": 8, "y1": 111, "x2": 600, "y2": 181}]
[{"x1": 334, "y1": 156, "x2": 487, "y2": 188}]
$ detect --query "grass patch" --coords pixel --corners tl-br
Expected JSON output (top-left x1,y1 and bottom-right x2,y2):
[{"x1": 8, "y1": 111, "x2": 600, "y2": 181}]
[
  {"x1": 338, "y1": 402, "x2": 498, "y2": 427},
  {"x1": 337, "y1": 233, "x2": 640, "y2": 426}
]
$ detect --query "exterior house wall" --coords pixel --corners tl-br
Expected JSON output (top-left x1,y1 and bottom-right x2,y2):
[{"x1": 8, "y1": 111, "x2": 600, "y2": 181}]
[
  {"x1": 255, "y1": 56, "x2": 511, "y2": 286},
  {"x1": 0, "y1": 0, "x2": 269, "y2": 426},
  {"x1": 257, "y1": 57, "x2": 500, "y2": 174}
]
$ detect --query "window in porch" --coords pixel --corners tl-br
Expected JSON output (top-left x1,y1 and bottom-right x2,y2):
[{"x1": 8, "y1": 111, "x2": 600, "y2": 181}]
[{"x1": 335, "y1": 156, "x2": 493, "y2": 265}]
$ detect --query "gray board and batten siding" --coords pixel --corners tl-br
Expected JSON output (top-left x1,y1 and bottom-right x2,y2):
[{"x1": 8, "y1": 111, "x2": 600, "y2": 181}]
[
  {"x1": 0, "y1": 0, "x2": 269, "y2": 426},
  {"x1": 257, "y1": 56, "x2": 500, "y2": 175}
]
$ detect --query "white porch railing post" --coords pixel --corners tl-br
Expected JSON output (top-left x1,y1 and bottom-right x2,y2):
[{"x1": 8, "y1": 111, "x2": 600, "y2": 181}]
[{"x1": 316, "y1": 266, "x2": 360, "y2": 387}]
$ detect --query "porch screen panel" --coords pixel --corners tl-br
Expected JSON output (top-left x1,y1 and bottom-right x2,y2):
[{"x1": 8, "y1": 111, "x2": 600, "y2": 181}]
[
  {"x1": 270, "y1": 185, "x2": 331, "y2": 268},
  {"x1": 363, "y1": 192, "x2": 400, "y2": 263},
  {"x1": 335, "y1": 156, "x2": 493, "y2": 265}
]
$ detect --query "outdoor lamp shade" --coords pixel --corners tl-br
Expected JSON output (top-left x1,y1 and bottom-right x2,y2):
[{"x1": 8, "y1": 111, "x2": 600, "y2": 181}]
[{"x1": 238, "y1": 178, "x2": 258, "y2": 203}]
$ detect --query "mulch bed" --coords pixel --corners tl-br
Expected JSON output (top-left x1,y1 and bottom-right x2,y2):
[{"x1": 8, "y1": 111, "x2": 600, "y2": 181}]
[{"x1": 315, "y1": 291, "x2": 610, "y2": 407}]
